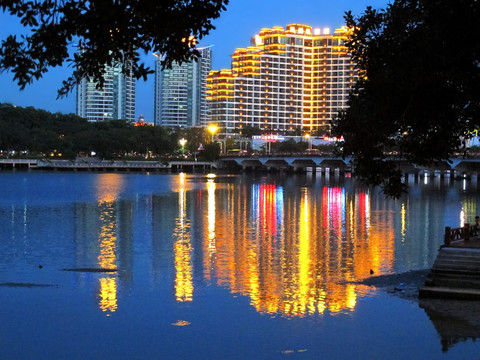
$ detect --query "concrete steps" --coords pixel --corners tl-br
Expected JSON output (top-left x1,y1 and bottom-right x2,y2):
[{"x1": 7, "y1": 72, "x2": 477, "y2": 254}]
[{"x1": 419, "y1": 247, "x2": 480, "y2": 299}]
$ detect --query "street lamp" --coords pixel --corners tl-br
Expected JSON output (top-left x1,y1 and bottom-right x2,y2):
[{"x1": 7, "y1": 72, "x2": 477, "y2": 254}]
[
  {"x1": 208, "y1": 125, "x2": 218, "y2": 143},
  {"x1": 304, "y1": 133, "x2": 312, "y2": 150},
  {"x1": 179, "y1": 138, "x2": 187, "y2": 156}
]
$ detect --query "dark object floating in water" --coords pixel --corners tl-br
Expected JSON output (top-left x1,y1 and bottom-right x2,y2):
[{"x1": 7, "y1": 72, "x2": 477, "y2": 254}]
[
  {"x1": 63, "y1": 268, "x2": 117, "y2": 273},
  {"x1": 0, "y1": 282, "x2": 57, "y2": 288}
]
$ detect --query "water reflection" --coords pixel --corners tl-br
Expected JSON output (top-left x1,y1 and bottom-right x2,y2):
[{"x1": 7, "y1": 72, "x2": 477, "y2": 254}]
[
  {"x1": 71, "y1": 174, "x2": 133, "y2": 316},
  {"x1": 204, "y1": 175, "x2": 216, "y2": 282},
  {"x1": 420, "y1": 298, "x2": 480, "y2": 352},
  {"x1": 4, "y1": 172, "x2": 480, "y2": 357},
  {"x1": 4, "y1": 172, "x2": 478, "y2": 319},
  {"x1": 96, "y1": 174, "x2": 123, "y2": 314},
  {"x1": 194, "y1": 179, "x2": 396, "y2": 316},
  {"x1": 173, "y1": 173, "x2": 193, "y2": 302}
]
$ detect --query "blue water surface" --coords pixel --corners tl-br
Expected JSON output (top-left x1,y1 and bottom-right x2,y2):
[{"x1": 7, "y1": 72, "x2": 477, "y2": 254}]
[{"x1": 1, "y1": 171, "x2": 479, "y2": 359}]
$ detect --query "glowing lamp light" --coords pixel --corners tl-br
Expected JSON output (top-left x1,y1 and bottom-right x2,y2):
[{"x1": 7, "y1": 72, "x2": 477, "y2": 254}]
[
  {"x1": 179, "y1": 138, "x2": 187, "y2": 155},
  {"x1": 208, "y1": 125, "x2": 218, "y2": 142}
]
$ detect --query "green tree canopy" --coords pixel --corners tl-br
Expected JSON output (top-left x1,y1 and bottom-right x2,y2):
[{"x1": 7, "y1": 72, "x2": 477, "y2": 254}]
[
  {"x1": 0, "y1": 103, "x2": 178, "y2": 158},
  {"x1": 0, "y1": 0, "x2": 229, "y2": 96},
  {"x1": 334, "y1": 0, "x2": 480, "y2": 197}
]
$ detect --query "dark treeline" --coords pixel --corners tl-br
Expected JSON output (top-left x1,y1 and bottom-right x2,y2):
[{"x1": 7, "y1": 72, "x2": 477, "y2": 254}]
[{"x1": 0, "y1": 103, "x2": 218, "y2": 160}]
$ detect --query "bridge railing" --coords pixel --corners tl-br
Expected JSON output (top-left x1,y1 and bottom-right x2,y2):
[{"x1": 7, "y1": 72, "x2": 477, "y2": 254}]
[{"x1": 444, "y1": 224, "x2": 479, "y2": 246}]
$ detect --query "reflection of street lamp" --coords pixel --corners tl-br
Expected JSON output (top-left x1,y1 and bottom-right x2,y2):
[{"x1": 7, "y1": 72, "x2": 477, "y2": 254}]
[
  {"x1": 179, "y1": 138, "x2": 187, "y2": 155},
  {"x1": 208, "y1": 125, "x2": 218, "y2": 143}
]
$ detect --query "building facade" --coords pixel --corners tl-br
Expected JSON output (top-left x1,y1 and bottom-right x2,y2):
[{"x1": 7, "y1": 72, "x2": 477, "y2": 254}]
[
  {"x1": 154, "y1": 47, "x2": 212, "y2": 127},
  {"x1": 76, "y1": 63, "x2": 136, "y2": 122},
  {"x1": 207, "y1": 24, "x2": 357, "y2": 134}
]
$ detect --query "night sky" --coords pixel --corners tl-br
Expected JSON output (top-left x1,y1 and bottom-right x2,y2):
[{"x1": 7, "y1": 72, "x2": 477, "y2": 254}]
[{"x1": 0, "y1": 0, "x2": 390, "y2": 122}]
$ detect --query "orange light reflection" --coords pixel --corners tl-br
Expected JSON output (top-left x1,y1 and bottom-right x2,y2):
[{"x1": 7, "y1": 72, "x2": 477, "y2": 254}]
[
  {"x1": 95, "y1": 174, "x2": 122, "y2": 315},
  {"x1": 174, "y1": 175, "x2": 193, "y2": 302},
  {"x1": 203, "y1": 183, "x2": 394, "y2": 317}
]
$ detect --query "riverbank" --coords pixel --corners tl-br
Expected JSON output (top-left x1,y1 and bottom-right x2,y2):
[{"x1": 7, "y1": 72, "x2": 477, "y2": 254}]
[{"x1": 356, "y1": 269, "x2": 430, "y2": 301}]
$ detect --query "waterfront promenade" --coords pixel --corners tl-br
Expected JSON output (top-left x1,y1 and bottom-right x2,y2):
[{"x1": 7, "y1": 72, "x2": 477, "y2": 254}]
[
  {"x1": 2, "y1": 154, "x2": 480, "y2": 177},
  {"x1": 0, "y1": 158, "x2": 217, "y2": 172}
]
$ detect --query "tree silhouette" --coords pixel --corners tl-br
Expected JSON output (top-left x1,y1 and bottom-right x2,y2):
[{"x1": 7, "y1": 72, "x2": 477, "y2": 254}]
[
  {"x1": 0, "y1": 0, "x2": 229, "y2": 96},
  {"x1": 334, "y1": 0, "x2": 480, "y2": 197}
]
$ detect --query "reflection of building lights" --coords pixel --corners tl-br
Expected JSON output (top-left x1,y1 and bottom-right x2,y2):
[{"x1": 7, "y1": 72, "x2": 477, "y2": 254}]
[
  {"x1": 99, "y1": 277, "x2": 118, "y2": 314},
  {"x1": 207, "y1": 180, "x2": 216, "y2": 253},
  {"x1": 197, "y1": 182, "x2": 394, "y2": 317},
  {"x1": 96, "y1": 174, "x2": 121, "y2": 315},
  {"x1": 297, "y1": 187, "x2": 315, "y2": 315},
  {"x1": 174, "y1": 180, "x2": 193, "y2": 302},
  {"x1": 174, "y1": 240, "x2": 193, "y2": 302}
]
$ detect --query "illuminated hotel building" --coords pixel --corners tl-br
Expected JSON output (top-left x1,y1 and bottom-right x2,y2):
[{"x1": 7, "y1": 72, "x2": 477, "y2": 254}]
[
  {"x1": 154, "y1": 47, "x2": 212, "y2": 127},
  {"x1": 76, "y1": 61, "x2": 136, "y2": 122},
  {"x1": 207, "y1": 24, "x2": 357, "y2": 133}
]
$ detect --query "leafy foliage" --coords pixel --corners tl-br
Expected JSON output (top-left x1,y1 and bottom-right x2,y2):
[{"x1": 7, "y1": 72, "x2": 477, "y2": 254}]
[
  {"x1": 271, "y1": 139, "x2": 307, "y2": 153},
  {"x1": 0, "y1": 103, "x2": 180, "y2": 158},
  {"x1": 333, "y1": 0, "x2": 480, "y2": 197},
  {"x1": 0, "y1": 0, "x2": 229, "y2": 96}
]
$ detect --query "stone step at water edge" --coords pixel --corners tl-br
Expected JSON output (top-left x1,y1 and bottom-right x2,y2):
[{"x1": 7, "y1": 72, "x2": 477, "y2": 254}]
[
  {"x1": 437, "y1": 250, "x2": 480, "y2": 256},
  {"x1": 430, "y1": 269, "x2": 480, "y2": 279},
  {"x1": 432, "y1": 264, "x2": 480, "y2": 271},
  {"x1": 437, "y1": 251, "x2": 480, "y2": 259},
  {"x1": 427, "y1": 269, "x2": 480, "y2": 280},
  {"x1": 432, "y1": 261, "x2": 480, "y2": 269},
  {"x1": 434, "y1": 255, "x2": 480, "y2": 262},
  {"x1": 419, "y1": 286, "x2": 480, "y2": 300},
  {"x1": 436, "y1": 253, "x2": 480, "y2": 262},
  {"x1": 436, "y1": 255, "x2": 480, "y2": 263},
  {"x1": 439, "y1": 248, "x2": 480, "y2": 256},
  {"x1": 431, "y1": 261, "x2": 480, "y2": 271},
  {"x1": 424, "y1": 277, "x2": 480, "y2": 289},
  {"x1": 425, "y1": 276, "x2": 480, "y2": 287}
]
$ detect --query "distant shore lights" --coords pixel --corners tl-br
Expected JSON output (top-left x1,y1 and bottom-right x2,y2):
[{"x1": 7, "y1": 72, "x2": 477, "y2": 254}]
[{"x1": 252, "y1": 134, "x2": 285, "y2": 142}]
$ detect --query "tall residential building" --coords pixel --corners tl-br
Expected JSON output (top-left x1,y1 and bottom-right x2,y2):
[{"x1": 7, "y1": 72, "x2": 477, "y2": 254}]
[
  {"x1": 76, "y1": 62, "x2": 136, "y2": 122},
  {"x1": 154, "y1": 47, "x2": 212, "y2": 127},
  {"x1": 207, "y1": 24, "x2": 357, "y2": 134}
]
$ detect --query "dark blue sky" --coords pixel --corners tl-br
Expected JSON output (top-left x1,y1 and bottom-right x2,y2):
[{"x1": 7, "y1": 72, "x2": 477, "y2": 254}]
[{"x1": 0, "y1": 0, "x2": 389, "y2": 122}]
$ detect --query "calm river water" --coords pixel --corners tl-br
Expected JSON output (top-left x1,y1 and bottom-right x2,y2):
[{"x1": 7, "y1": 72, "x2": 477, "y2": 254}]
[{"x1": 1, "y1": 171, "x2": 480, "y2": 359}]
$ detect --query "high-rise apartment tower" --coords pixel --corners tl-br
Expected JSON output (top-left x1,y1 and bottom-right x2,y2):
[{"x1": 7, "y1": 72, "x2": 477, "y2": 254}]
[
  {"x1": 154, "y1": 47, "x2": 212, "y2": 127},
  {"x1": 207, "y1": 24, "x2": 357, "y2": 134},
  {"x1": 76, "y1": 62, "x2": 136, "y2": 122}
]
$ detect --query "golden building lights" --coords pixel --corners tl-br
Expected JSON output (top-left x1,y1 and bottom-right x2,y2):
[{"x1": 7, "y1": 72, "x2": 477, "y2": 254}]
[{"x1": 207, "y1": 24, "x2": 357, "y2": 133}]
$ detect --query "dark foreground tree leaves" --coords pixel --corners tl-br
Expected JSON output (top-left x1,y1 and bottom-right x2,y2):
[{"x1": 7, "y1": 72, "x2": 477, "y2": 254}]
[
  {"x1": 0, "y1": 0, "x2": 229, "y2": 96},
  {"x1": 333, "y1": 0, "x2": 480, "y2": 197}
]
